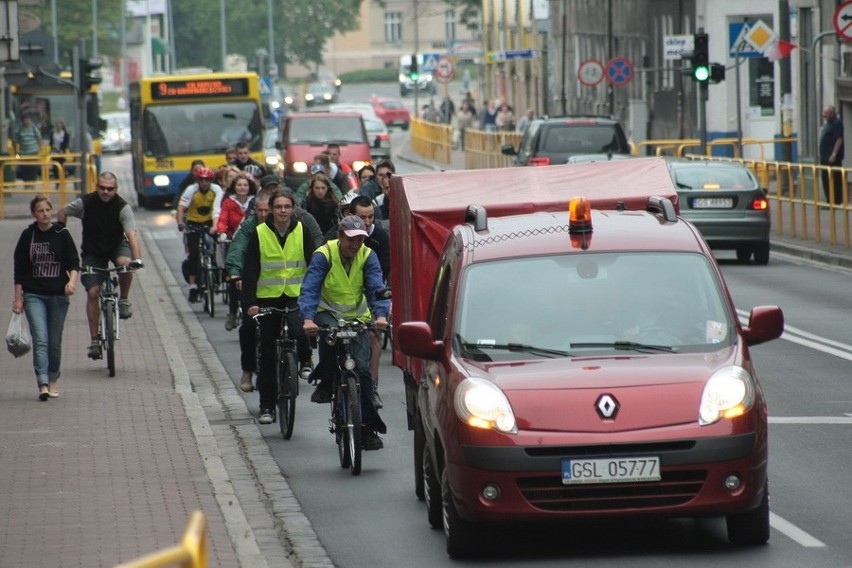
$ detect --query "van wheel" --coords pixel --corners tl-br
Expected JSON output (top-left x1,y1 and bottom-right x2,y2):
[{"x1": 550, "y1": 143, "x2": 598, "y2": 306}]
[
  {"x1": 413, "y1": 420, "x2": 425, "y2": 500},
  {"x1": 727, "y1": 480, "x2": 770, "y2": 545},
  {"x1": 424, "y1": 445, "x2": 442, "y2": 528},
  {"x1": 442, "y1": 468, "x2": 478, "y2": 558}
]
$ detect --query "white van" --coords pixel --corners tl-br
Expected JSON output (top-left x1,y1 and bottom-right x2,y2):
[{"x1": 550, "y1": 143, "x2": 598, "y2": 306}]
[{"x1": 398, "y1": 54, "x2": 437, "y2": 97}]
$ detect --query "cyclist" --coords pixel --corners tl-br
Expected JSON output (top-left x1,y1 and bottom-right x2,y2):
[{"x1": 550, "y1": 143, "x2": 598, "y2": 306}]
[
  {"x1": 229, "y1": 141, "x2": 267, "y2": 175},
  {"x1": 225, "y1": 177, "x2": 324, "y2": 393},
  {"x1": 299, "y1": 215, "x2": 390, "y2": 450},
  {"x1": 176, "y1": 167, "x2": 223, "y2": 303},
  {"x1": 57, "y1": 171, "x2": 143, "y2": 359},
  {"x1": 241, "y1": 189, "x2": 316, "y2": 425},
  {"x1": 216, "y1": 171, "x2": 258, "y2": 330}
]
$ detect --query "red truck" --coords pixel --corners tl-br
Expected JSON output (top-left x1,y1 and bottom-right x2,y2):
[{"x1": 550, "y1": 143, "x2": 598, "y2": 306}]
[{"x1": 389, "y1": 158, "x2": 784, "y2": 557}]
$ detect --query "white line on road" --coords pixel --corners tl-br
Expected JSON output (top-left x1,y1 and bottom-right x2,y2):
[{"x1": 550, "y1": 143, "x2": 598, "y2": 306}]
[
  {"x1": 737, "y1": 309, "x2": 852, "y2": 361},
  {"x1": 770, "y1": 512, "x2": 827, "y2": 548},
  {"x1": 769, "y1": 416, "x2": 852, "y2": 424}
]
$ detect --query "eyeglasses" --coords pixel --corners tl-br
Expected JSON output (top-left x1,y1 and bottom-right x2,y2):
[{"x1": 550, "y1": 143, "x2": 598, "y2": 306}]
[{"x1": 97, "y1": 184, "x2": 117, "y2": 192}]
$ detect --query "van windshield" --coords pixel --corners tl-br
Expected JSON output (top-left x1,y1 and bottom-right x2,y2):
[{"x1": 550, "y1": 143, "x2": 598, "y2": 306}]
[
  {"x1": 541, "y1": 125, "x2": 628, "y2": 155},
  {"x1": 288, "y1": 116, "x2": 365, "y2": 144}
]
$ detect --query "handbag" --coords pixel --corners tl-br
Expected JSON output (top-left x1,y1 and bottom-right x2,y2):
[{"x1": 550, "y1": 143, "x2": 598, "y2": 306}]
[{"x1": 6, "y1": 312, "x2": 31, "y2": 358}]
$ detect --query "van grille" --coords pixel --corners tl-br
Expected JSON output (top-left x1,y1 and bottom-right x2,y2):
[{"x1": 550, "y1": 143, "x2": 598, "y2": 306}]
[{"x1": 516, "y1": 470, "x2": 706, "y2": 512}]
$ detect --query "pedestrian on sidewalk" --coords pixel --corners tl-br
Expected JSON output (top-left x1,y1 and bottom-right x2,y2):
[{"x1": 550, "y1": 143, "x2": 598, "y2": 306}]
[
  {"x1": 12, "y1": 194, "x2": 80, "y2": 400},
  {"x1": 819, "y1": 105, "x2": 845, "y2": 205}
]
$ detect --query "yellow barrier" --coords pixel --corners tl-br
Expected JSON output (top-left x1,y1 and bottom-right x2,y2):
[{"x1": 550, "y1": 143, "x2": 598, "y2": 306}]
[
  {"x1": 462, "y1": 128, "x2": 522, "y2": 170},
  {"x1": 0, "y1": 153, "x2": 95, "y2": 218},
  {"x1": 410, "y1": 118, "x2": 453, "y2": 165},
  {"x1": 114, "y1": 511, "x2": 207, "y2": 568}
]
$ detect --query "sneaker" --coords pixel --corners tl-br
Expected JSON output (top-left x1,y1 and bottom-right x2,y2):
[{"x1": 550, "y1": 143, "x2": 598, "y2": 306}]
[
  {"x1": 362, "y1": 428, "x2": 384, "y2": 451},
  {"x1": 225, "y1": 312, "x2": 237, "y2": 331},
  {"x1": 118, "y1": 299, "x2": 132, "y2": 319},
  {"x1": 239, "y1": 371, "x2": 254, "y2": 393},
  {"x1": 299, "y1": 360, "x2": 313, "y2": 381},
  {"x1": 372, "y1": 390, "x2": 384, "y2": 409},
  {"x1": 188, "y1": 288, "x2": 199, "y2": 303},
  {"x1": 258, "y1": 409, "x2": 274, "y2": 424},
  {"x1": 87, "y1": 341, "x2": 103, "y2": 360},
  {"x1": 310, "y1": 386, "x2": 332, "y2": 404}
]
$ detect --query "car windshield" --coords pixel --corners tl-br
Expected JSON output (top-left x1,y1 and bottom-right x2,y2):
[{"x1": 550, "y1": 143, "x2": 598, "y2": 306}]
[
  {"x1": 455, "y1": 252, "x2": 733, "y2": 361},
  {"x1": 380, "y1": 100, "x2": 404, "y2": 109},
  {"x1": 288, "y1": 116, "x2": 365, "y2": 144},
  {"x1": 672, "y1": 165, "x2": 758, "y2": 190},
  {"x1": 142, "y1": 101, "x2": 263, "y2": 157},
  {"x1": 541, "y1": 125, "x2": 625, "y2": 154}
]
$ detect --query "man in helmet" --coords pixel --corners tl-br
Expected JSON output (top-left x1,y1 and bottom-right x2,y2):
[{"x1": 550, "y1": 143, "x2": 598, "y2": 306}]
[
  {"x1": 176, "y1": 167, "x2": 224, "y2": 303},
  {"x1": 229, "y1": 141, "x2": 267, "y2": 177}
]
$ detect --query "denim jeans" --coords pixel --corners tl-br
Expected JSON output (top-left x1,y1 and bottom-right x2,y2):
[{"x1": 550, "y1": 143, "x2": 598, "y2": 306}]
[{"x1": 23, "y1": 293, "x2": 70, "y2": 386}]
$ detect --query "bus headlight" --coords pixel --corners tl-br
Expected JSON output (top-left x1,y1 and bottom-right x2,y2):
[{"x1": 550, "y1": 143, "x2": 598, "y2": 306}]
[
  {"x1": 153, "y1": 175, "x2": 170, "y2": 187},
  {"x1": 454, "y1": 377, "x2": 517, "y2": 434}
]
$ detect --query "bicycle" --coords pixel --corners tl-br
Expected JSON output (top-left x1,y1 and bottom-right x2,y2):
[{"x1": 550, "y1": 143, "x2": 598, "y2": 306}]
[
  {"x1": 81, "y1": 262, "x2": 143, "y2": 377},
  {"x1": 318, "y1": 319, "x2": 375, "y2": 476},
  {"x1": 215, "y1": 237, "x2": 232, "y2": 307},
  {"x1": 185, "y1": 225, "x2": 218, "y2": 317},
  {"x1": 254, "y1": 306, "x2": 301, "y2": 439}
]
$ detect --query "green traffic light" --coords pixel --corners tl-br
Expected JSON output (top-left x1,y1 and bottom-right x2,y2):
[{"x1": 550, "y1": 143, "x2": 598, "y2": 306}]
[
  {"x1": 693, "y1": 65, "x2": 710, "y2": 82},
  {"x1": 409, "y1": 72, "x2": 419, "y2": 80}
]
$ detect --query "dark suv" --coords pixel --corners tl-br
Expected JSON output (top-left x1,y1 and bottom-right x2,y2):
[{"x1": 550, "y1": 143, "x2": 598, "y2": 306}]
[{"x1": 502, "y1": 116, "x2": 631, "y2": 166}]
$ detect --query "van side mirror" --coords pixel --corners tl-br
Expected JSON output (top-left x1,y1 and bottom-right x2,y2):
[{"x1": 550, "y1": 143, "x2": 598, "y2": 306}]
[
  {"x1": 743, "y1": 306, "x2": 784, "y2": 346},
  {"x1": 398, "y1": 322, "x2": 443, "y2": 360}
]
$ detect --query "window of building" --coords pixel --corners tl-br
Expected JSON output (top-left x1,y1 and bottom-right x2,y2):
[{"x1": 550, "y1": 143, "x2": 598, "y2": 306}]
[
  {"x1": 445, "y1": 9, "x2": 457, "y2": 42},
  {"x1": 749, "y1": 57, "x2": 775, "y2": 116},
  {"x1": 385, "y1": 12, "x2": 402, "y2": 43}
]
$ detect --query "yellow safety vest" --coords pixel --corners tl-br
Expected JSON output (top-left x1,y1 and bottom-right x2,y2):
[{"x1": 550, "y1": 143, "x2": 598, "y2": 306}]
[
  {"x1": 186, "y1": 188, "x2": 217, "y2": 224},
  {"x1": 317, "y1": 240, "x2": 372, "y2": 321},
  {"x1": 256, "y1": 222, "x2": 307, "y2": 298}
]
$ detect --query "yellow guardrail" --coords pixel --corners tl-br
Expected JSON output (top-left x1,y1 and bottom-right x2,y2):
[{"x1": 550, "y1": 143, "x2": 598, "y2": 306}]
[
  {"x1": 0, "y1": 152, "x2": 98, "y2": 218},
  {"x1": 114, "y1": 511, "x2": 207, "y2": 568},
  {"x1": 410, "y1": 118, "x2": 453, "y2": 165}
]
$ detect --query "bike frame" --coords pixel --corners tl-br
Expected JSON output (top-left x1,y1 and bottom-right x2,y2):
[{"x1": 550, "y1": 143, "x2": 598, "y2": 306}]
[{"x1": 254, "y1": 306, "x2": 301, "y2": 438}]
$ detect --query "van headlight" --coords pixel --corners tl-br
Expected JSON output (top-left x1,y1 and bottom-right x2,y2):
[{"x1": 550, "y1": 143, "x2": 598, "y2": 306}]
[
  {"x1": 292, "y1": 161, "x2": 308, "y2": 173},
  {"x1": 698, "y1": 366, "x2": 755, "y2": 425},
  {"x1": 454, "y1": 377, "x2": 517, "y2": 434}
]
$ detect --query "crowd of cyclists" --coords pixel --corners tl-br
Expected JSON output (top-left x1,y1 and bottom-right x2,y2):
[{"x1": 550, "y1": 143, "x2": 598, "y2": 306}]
[{"x1": 174, "y1": 143, "x2": 396, "y2": 450}]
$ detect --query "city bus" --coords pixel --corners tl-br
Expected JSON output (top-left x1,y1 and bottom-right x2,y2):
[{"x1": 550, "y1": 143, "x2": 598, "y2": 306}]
[{"x1": 129, "y1": 72, "x2": 264, "y2": 208}]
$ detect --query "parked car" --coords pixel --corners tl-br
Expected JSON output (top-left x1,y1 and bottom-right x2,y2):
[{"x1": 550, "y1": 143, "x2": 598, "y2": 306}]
[
  {"x1": 316, "y1": 70, "x2": 341, "y2": 93},
  {"x1": 667, "y1": 158, "x2": 771, "y2": 265},
  {"x1": 100, "y1": 111, "x2": 131, "y2": 154},
  {"x1": 304, "y1": 82, "x2": 337, "y2": 106},
  {"x1": 502, "y1": 116, "x2": 631, "y2": 166},
  {"x1": 362, "y1": 116, "x2": 391, "y2": 161},
  {"x1": 371, "y1": 97, "x2": 410, "y2": 130},
  {"x1": 278, "y1": 112, "x2": 371, "y2": 190}
]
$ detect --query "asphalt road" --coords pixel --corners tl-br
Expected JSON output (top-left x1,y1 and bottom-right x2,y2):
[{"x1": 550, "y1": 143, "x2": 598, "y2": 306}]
[{"x1": 101, "y1": 80, "x2": 852, "y2": 567}]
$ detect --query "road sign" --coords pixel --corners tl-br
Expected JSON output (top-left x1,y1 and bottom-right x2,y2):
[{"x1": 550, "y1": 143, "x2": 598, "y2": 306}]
[
  {"x1": 729, "y1": 23, "x2": 763, "y2": 58},
  {"x1": 421, "y1": 52, "x2": 441, "y2": 72},
  {"x1": 835, "y1": 1, "x2": 852, "y2": 41},
  {"x1": 577, "y1": 59, "x2": 605, "y2": 86},
  {"x1": 435, "y1": 56, "x2": 455, "y2": 84},
  {"x1": 259, "y1": 76, "x2": 272, "y2": 97},
  {"x1": 606, "y1": 57, "x2": 633, "y2": 87},
  {"x1": 485, "y1": 49, "x2": 538, "y2": 63},
  {"x1": 663, "y1": 34, "x2": 694, "y2": 61}
]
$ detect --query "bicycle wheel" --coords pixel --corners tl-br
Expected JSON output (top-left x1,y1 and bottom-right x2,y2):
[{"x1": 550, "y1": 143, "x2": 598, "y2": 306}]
[
  {"x1": 278, "y1": 350, "x2": 298, "y2": 439},
  {"x1": 103, "y1": 300, "x2": 116, "y2": 377},
  {"x1": 344, "y1": 374, "x2": 362, "y2": 475},
  {"x1": 335, "y1": 379, "x2": 350, "y2": 469},
  {"x1": 206, "y1": 267, "x2": 217, "y2": 318}
]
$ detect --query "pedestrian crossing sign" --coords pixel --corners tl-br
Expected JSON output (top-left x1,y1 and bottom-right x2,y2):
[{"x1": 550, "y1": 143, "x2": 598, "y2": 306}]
[
  {"x1": 259, "y1": 76, "x2": 272, "y2": 97},
  {"x1": 421, "y1": 53, "x2": 441, "y2": 72}
]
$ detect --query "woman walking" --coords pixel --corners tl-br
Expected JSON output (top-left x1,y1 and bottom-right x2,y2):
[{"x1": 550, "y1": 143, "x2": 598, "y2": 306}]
[{"x1": 12, "y1": 195, "x2": 80, "y2": 400}]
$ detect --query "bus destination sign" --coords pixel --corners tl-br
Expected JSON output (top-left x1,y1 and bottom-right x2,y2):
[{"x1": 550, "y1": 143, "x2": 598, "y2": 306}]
[{"x1": 151, "y1": 78, "x2": 250, "y2": 100}]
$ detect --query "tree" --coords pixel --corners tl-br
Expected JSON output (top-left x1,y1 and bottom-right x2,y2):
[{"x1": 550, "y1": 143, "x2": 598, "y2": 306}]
[{"x1": 445, "y1": 0, "x2": 481, "y2": 31}]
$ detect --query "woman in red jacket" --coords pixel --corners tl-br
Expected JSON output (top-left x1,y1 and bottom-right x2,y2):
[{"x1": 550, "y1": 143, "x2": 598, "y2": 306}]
[{"x1": 216, "y1": 172, "x2": 257, "y2": 330}]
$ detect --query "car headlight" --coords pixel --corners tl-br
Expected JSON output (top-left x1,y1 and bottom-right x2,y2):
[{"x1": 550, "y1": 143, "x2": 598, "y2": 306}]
[
  {"x1": 698, "y1": 366, "x2": 755, "y2": 425},
  {"x1": 292, "y1": 161, "x2": 308, "y2": 174},
  {"x1": 399, "y1": 73, "x2": 406, "y2": 82},
  {"x1": 284, "y1": 96, "x2": 294, "y2": 104},
  {"x1": 351, "y1": 160, "x2": 369, "y2": 172},
  {"x1": 270, "y1": 101, "x2": 281, "y2": 110},
  {"x1": 454, "y1": 377, "x2": 517, "y2": 434},
  {"x1": 153, "y1": 174, "x2": 171, "y2": 187},
  {"x1": 305, "y1": 94, "x2": 314, "y2": 101},
  {"x1": 265, "y1": 155, "x2": 280, "y2": 166},
  {"x1": 323, "y1": 93, "x2": 332, "y2": 100}
]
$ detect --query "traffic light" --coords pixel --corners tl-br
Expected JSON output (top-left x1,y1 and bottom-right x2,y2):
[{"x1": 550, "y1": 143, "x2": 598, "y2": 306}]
[
  {"x1": 709, "y1": 63, "x2": 726, "y2": 84},
  {"x1": 691, "y1": 32, "x2": 709, "y2": 83},
  {"x1": 77, "y1": 57, "x2": 104, "y2": 95},
  {"x1": 409, "y1": 54, "x2": 419, "y2": 81}
]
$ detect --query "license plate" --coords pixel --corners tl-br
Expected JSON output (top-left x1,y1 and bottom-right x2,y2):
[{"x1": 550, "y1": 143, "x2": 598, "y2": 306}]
[
  {"x1": 562, "y1": 457, "x2": 661, "y2": 485},
  {"x1": 692, "y1": 197, "x2": 733, "y2": 209}
]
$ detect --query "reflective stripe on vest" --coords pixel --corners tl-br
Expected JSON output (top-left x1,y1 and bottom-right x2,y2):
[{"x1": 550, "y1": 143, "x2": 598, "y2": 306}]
[
  {"x1": 316, "y1": 240, "x2": 372, "y2": 320},
  {"x1": 256, "y1": 222, "x2": 306, "y2": 298}
]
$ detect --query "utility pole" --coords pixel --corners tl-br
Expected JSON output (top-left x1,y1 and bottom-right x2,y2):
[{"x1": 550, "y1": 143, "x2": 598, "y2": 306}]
[
  {"x1": 778, "y1": 0, "x2": 792, "y2": 162},
  {"x1": 73, "y1": 43, "x2": 88, "y2": 195},
  {"x1": 413, "y1": 0, "x2": 421, "y2": 115}
]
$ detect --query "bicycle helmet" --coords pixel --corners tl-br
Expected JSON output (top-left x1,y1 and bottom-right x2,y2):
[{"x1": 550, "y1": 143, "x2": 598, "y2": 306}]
[{"x1": 195, "y1": 167, "x2": 216, "y2": 180}]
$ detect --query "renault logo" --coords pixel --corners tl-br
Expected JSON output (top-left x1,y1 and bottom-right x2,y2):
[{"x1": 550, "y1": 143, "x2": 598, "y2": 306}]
[{"x1": 595, "y1": 394, "x2": 619, "y2": 419}]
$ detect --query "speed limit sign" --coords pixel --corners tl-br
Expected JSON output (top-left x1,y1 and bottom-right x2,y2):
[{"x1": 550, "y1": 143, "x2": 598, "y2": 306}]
[{"x1": 577, "y1": 59, "x2": 605, "y2": 87}]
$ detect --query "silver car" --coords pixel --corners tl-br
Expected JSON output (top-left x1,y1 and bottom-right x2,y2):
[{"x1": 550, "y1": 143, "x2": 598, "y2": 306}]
[
  {"x1": 101, "y1": 112, "x2": 131, "y2": 154},
  {"x1": 363, "y1": 116, "x2": 391, "y2": 161}
]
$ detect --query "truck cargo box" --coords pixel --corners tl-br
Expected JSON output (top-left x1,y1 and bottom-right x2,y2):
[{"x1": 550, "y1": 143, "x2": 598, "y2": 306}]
[{"x1": 389, "y1": 157, "x2": 680, "y2": 375}]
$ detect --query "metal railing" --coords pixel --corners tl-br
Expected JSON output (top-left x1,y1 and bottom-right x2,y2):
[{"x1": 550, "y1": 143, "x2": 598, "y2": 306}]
[
  {"x1": 0, "y1": 151, "x2": 97, "y2": 218},
  {"x1": 114, "y1": 511, "x2": 207, "y2": 568}
]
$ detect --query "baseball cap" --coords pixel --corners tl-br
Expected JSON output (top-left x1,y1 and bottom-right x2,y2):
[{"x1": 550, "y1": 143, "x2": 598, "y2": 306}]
[
  {"x1": 260, "y1": 174, "x2": 280, "y2": 188},
  {"x1": 338, "y1": 215, "x2": 369, "y2": 238},
  {"x1": 310, "y1": 164, "x2": 326, "y2": 175}
]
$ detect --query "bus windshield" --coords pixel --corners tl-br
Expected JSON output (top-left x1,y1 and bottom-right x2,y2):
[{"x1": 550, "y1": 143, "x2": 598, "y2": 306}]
[{"x1": 142, "y1": 101, "x2": 263, "y2": 157}]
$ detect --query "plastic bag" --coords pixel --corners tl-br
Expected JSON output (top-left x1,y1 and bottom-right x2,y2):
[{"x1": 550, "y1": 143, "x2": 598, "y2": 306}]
[{"x1": 6, "y1": 312, "x2": 31, "y2": 358}]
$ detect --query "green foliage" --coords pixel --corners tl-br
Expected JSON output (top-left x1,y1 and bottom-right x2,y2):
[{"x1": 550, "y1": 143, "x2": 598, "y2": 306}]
[
  {"x1": 444, "y1": 0, "x2": 481, "y2": 30},
  {"x1": 23, "y1": 0, "x2": 366, "y2": 73}
]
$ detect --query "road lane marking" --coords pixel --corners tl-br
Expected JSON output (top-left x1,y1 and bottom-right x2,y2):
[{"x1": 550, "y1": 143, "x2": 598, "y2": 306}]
[
  {"x1": 737, "y1": 310, "x2": 852, "y2": 361},
  {"x1": 769, "y1": 416, "x2": 852, "y2": 424},
  {"x1": 770, "y1": 512, "x2": 827, "y2": 548}
]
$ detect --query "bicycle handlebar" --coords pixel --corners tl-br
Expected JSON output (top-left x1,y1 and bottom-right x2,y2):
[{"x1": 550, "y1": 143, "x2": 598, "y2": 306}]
[
  {"x1": 252, "y1": 306, "x2": 301, "y2": 320},
  {"x1": 81, "y1": 262, "x2": 144, "y2": 275}
]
